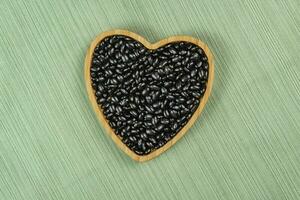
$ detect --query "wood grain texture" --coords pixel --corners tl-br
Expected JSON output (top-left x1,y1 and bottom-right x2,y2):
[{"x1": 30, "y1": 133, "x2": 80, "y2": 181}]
[
  {"x1": 84, "y1": 29, "x2": 214, "y2": 162},
  {"x1": 0, "y1": 0, "x2": 299, "y2": 199}
]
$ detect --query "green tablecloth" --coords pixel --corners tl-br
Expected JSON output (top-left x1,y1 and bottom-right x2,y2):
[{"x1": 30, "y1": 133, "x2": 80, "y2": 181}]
[{"x1": 0, "y1": 0, "x2": 299, "y2": 199}]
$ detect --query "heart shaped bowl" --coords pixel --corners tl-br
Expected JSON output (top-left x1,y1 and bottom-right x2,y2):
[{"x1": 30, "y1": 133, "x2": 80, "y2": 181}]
[{"x1": 84, "y1": 29, "x2": 214, "y2": 162}]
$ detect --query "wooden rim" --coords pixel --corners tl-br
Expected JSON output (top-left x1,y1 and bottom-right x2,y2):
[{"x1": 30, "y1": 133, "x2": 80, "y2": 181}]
[{"x1": 84, "y1": 29, "x2": 214, "y2": 162}]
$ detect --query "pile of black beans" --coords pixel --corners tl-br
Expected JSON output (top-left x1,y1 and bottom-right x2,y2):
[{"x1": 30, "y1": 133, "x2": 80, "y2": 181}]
[{"x1": 90, "y1": 35, "x2": 209, "y2": 155}]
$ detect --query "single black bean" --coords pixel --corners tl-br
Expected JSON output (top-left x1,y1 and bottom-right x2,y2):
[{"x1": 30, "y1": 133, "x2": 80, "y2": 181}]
[
  {"x1": 154, "y1": 109, "x2": 162, "y2": 115},
  {"x1": 129, "y1": 103, "x2": 137, "y2": 109},
  {"x1": 161, "y1": 87, "x2": 167, "y2": 94},
  {"x1": 130, "y1": 110, "x2": 138, "y2": 117},
  {"x1": 129, "y1": 136, "x2": 137, "y2": 142},
  {"x1": 146, "y1": 96, "x2": 152, "y2": 104},
  {"x1": 164, "y1": 110, "x2": 170, "y2": 118},
  {"x1": 146, "y1": 129, "x2": 155, "y2": 135},
  {"x1": 171, "y1": 123, "x2": 178, "y2": 131},
  {"x1": 161, "y1": 118, "x2": 170, "y2": 125},
  {"x1": 141, "y1": 133, "x2": 147, "y2": 140},
  {"x1": 120, "y1": 88, "x2": 128, "y2": 95},
  {"x1": 119, "y1": 116, "x2": 126, "y2": 121},
  {"x1": 164, "y1": 81, "x2": 172, "y2": 88},
  {"x1": 151, "y1": 72, "x2": 159, "y2": 80},
  {"x1": 152, "y1": 102, "x2": 160, "y2": 109},
  {"x1": 170, "y1": 110, "x2": 178, "y2": 118},
  {"x1": 144, "y1": 114, "x2": 153, "y2": 121},
  {"x1": 144, "y1": 122, "x2": 152, "y2": 128},
  {"x1": 152, "y1": 116, "x2": 158, "y2": 125},
  {"x1": 155, "y1": 124, "x2": 164, "y2": 132},
  {"x1": 146, "y1": 142, "x2": 153, "y2": 148},
  {"x1": 149, "y1": 85, "x2": 160, "y2": 90},
  {"x1": 149, "y1": 137, "x2": 157, "y2": 144},
  {"x1": 145, "y1": 105, "x2": 154, "y2": 113},
  {"x1": 135, "y1": 96, "x2": 140, "y2": 104}
]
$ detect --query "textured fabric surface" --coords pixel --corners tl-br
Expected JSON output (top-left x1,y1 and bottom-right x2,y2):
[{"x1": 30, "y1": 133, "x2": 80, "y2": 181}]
[{"x1": 0, "y1": 0, "x2": 299, "y2": 199}]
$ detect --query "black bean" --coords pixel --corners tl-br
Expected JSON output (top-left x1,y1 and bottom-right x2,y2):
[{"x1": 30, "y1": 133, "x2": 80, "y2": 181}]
[
  {"x1": 152, "y1": 91, "x2": 160, "y2": 101},
  {"x1": 119, "y1": 99, "x2": 127, "y2": 106},
  {"x1": 152, "y1": 102, "x2": 160, "y2": 109},
  {"x1": 159, "y1": 60, "x2": 168, "y2": 68},
  {"x1": 158, "y1": 141, "x2": 165, "y2": 147},
  {"x1": 149, "y1": 85, "x2": 159, "y2": 90},
  {"x1": 141, "y1": 88, "x2": 149, "y2": 96},
  {"x1": 179, "y1": 50, "x2": 187, "y2": 55},
  {"x1": 144, "y1": 122, "x2": 152, "y2": 128},
  {"x1": 141, "y1": 143, "x2": 147, "y2": 151},
  {"x1": 130, "y1": 110, "x2": 138, "y2": 117},
  {"x1": 161, "y1": 87, "x2": 167, "y2": 94},
  {"x1": 191, "y1": 69, "x2": 197, "y2": 77},
  {"x1": 154, "y1": 109, "x2": 162, "y2": 115},
  {"x1": 145, "y1": 105, "x2": 154, "y2": 113},
  {"x1": 192, "y1": 92, "x2": 201, "y2": 98},
  {"x1": 151, "y1": 72, "x2": 160, "y2": 80},
  {"x1": 173, "y1": 105, "x2": 180, "y2": 110},
  {"x1": 203, "y1": 63, "x2": 209, "y2": 70},
  {"x1": 171, "y1": 123, "x2": 178, "y2": 131},
  {"x1": 115, "y1": 106, "x2": 122, "y2": 113},
  {"x1": 164, "y1": 110, "x2": 170, "y2": 118},
  {"x1": 198, "y1": 70, "x2": 205, "y2": 79},
  {"x1": 119, "y1": 116, "x2": 126, "y2": 121},
  {"x1": 120, "y1": 88, "x2": 128, "y2": 95},
  {"x1": 176, "y1": 97, "x2": 185, "y2": 103},
  {"x1": 181, "y1": 92, "x2": 189, "y2": 97},
  {"x1": 172, "y1": 56, "x2": 181, "y2": 62},
  {"x1": 134, "y1": 96, "x2": 140, "y2": 105},
  {"x1": 109, "y1": 121, "x2": 116, "y2": 128},
  {"x1": 170, "y1": 110, "x2": 178, "y2": 118},
  {"x1": 164, "y1": 81, "x2": 172, "y2": 88},
  {"x1": 146, "y1": 142, "x2": 153, "y2": 148},
  {"x1": 181, "y1": 75, "x2": 190, "y2": 83},
  {"x1": 176, "y1": 81, "x2": 182, "y2": 90},
  {"x1": 152, "y1": 116, "x2": 158, "y2": 125},
  {"x1": 141, "y1": 133, "x2": 147, "y2": 140},
  {"x1": 191, "y1": 104, "x2": 198, "y2": 113},
  {"x1": 186, "y1": 99, "x2": 193, "y2": 105},
  {"x1": 180, "y1": 106, "x2": 190, "y2": 115},
  {"x1": 131, "y1": 129, "x2": 139, "y2": 135},
  {"x1": 163, "y1": 51, "x2": 170, "y2": 56},
  {"x1": 146, "y1": 96, "x2": 152, "y2": 104},
  {"x1": 106, "y1": 112, "x2": 113, "y2": 119},
  {"x1": 91, "y1": 35, "x2": 209, "y2": 155},
  {"x1": 147, "y1": 55, "x2": 154, "y2": 65},
  {"x1": 169, "y1": 101, "x2": 175, "y2": 108},
  {"x1": 137, "y1": 82, "x2": 145, "y2": 90},
  {"x1": 145, "y1": 65, "x2": 154, "y2": 72},
  {"x1": 95, "y1": 91, "x2": 101, "y2": 97},
  {"x1": 97, "y1": 97, "x2": 106, "y2": 104},
  {"x1": 129, "y1": 136, "x2": 137, "y2": 142},
  {"x1": 169, "y1": 48, "x2": 177, "y2": 55},
  {"x1": 155, "y1": 124, "x2": 164, "y2": 132},
  {"x1": 98, "y1": 85, "x2": 105, "y2": 92},
  {"x1": 161, "y1": 118, "x2": 170, "y2": 125},
  {"x1": 146, "y1": 129, "x2": 155, "y2": 135},
  {"x1": 144, "y1": 114, "x2": 153, "y2": 121},
  {"x1": 166, "y1": 94, "x2": 175, "y2": 101},
  {"x1": 191, "y1": 53, "x2": 200, "y2": 60},
  {"x1": 149, "y1": 137, "x2": 157, "y2": 144}
]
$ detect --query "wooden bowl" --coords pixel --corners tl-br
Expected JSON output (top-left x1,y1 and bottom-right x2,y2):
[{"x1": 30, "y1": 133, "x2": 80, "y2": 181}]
[{"x1": 84, "y1": 29, "x2": 214, "y2": 162}]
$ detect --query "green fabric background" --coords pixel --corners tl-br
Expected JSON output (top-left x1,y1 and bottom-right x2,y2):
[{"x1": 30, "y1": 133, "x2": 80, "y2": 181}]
[{"x1": 0, "y1": 0, "x2": 299, "y2": 199}]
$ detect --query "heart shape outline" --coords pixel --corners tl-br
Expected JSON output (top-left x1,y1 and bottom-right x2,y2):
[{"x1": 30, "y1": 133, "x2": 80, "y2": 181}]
[{"x1": 84, "y1": 29, "x2": 214, "y2": 162}]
